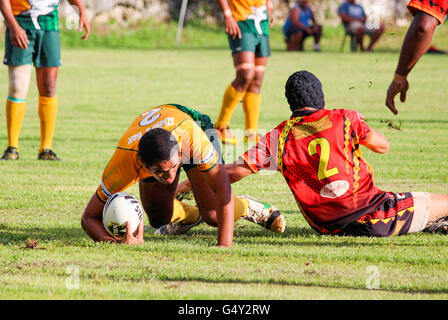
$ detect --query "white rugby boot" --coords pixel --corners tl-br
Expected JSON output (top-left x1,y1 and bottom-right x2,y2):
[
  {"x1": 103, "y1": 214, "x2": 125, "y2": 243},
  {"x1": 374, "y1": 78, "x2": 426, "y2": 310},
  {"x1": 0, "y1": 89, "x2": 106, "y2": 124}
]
[{"x1": 239, "y1": 195, "x2": 286, "y2": 233}]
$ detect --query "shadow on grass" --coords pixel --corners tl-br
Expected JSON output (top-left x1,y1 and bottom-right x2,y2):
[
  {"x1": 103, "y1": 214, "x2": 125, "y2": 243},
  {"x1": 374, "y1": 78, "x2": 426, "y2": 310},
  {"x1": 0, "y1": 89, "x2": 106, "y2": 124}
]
[
  {"x1": 0, "y1": 224, "x2": 87, "y2": 246},
  {"x1": 0, "y1": 219, "x2": 442, "y2": 249},
  {"x1": 154, "y1": 275, "x2": 448, "y2": 295}
]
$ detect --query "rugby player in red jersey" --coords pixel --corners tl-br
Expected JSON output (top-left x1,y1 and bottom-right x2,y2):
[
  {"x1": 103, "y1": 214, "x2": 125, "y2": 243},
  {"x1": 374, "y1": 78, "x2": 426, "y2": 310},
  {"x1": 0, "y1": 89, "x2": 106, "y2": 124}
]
[
  {"x1": 386, "y1": 0, "x2": 448, "y2": 114},
  {"x1": 179, "y1": 71, "x2": 448, "y2": 236}
]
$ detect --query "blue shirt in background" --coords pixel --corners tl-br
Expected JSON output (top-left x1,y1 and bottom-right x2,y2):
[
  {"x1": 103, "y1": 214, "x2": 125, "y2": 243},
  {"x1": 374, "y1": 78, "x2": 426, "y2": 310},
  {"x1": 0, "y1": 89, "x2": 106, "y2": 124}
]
[
  {"x1": 283, "y1": 4, "x2": 313, "y2": 36},
  {"x1": 338, "y1": 2, "x2": 366, "y2": 19}
]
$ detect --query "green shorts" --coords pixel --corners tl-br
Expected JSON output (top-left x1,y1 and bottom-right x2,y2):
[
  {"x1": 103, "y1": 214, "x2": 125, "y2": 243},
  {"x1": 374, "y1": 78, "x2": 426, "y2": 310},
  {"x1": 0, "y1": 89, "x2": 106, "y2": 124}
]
[
  {"x1": 228, "y1": 32, "x2": 271, "y2": 57},
  {"x1": 4, "y1": 29, "x2": 61, "y2": 68}
]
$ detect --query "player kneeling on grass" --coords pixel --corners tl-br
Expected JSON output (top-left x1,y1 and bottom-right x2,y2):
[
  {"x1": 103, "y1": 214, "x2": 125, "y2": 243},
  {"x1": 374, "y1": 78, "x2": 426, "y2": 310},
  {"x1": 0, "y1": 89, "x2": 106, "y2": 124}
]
[
  {"x1": 81, "y1": 104, "x2": 285, "y2": 246},
  {"x1": 179, "y1": 71, "x2": 448, "y2": 237}
]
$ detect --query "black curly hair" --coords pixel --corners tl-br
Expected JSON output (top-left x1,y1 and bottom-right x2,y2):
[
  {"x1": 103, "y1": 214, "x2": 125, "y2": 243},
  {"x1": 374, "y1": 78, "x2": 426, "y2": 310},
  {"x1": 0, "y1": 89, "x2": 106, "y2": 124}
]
[
  {"x1": 285, "y1": 71, "x2": 325, "y2": 113},
  {"x1": 138, "y1": 128, "x2": 179, "y2": 166}
]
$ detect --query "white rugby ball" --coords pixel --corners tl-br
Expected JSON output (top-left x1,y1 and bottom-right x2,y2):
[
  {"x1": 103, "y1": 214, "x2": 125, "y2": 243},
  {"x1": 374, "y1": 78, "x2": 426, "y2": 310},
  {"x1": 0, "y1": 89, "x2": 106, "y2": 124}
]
[{"x1": 103, "y1": 192, "x2": 143, "y2": 239}]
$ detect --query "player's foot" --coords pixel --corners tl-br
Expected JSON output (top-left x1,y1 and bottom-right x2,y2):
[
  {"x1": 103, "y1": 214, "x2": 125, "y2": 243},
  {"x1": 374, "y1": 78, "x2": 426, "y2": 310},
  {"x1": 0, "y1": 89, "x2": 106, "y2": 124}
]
[
  {"x1": 239, "y1": 195, "x2": 286, "y2": 233},
  {"x1": 423, "y1": 218, "x2": 448, "y2": 234},
  {"x1": 0, "y1": 147, "x2": 19, "y2": 160},
  {"x1": 244, "y1": 130, "x2": 261, "y2": 143},
  {"x1": 176, "y1": 190, "x2": 194, "y2": 201},
  {"x1": 215, "y1": 127, "x2": 239, "y2": 145},
  {"x1": 154, "y1": 216, "x2": 203, "y2": 235},
  {"x1": 37, "y1": 148, "x2": 61, "y2": 161}
]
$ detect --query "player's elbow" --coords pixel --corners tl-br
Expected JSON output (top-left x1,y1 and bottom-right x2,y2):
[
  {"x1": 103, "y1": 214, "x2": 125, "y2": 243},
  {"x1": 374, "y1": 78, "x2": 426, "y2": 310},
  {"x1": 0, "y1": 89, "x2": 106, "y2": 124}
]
[{"x1": 372, "y1": 139, "x2": 390, "y2": 154}]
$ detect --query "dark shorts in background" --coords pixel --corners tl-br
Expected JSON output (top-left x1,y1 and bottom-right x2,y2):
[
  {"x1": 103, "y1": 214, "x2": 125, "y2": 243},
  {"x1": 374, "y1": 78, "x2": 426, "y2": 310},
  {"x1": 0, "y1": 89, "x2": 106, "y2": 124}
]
[
  {"x1": 283, "y1": 26, "x2": 312, "y2": 41},
  {"x1": 4, "y1": 29, "x2": 61, "y2": 67},
  {"x1": 228, "y1": 33, "x2": 271, "y2": 57}
]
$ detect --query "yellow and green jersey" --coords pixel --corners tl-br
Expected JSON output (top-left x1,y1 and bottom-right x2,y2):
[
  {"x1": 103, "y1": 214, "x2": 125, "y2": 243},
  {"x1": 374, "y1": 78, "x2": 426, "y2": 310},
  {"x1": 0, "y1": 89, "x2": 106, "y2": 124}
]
[
  {"x1": 10, "y1": 0, "x2": 59, "y2": 31},
  {"x1": 229, "y1": 0, "x2": 270, "y2": 35},
  {"x1": 96, "y1": 104, "x2": 220, "y2": 203}
]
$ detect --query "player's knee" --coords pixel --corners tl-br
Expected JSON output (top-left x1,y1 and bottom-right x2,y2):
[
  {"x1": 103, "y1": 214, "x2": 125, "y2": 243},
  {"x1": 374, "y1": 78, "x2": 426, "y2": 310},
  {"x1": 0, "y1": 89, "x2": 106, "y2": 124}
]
[
  {"x1": 148, "y1": 215, "x2": 171, "y2": 228},
  {"x1": 239, "y1": 69, "x2": 255, "y2": 85},
  {"x1": 415, "y1": 15, "x2": 437, "y2": 35},
  {"x1": 38, "y1": 83, "x2": 57, "y2": 97},
  {"x1": 8, "y1": 65, "x2": 32, "y2": 100},
  {"x1": 143, "y1": 205, "x2": 173, "y2": 228}
]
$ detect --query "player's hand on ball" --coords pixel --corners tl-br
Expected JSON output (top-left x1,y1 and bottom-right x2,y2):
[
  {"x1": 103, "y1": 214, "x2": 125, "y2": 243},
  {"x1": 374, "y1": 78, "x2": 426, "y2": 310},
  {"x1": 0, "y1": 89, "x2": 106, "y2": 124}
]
[
  {"x1": 385, "y1": 79, "x2": 409, "y2": 115},
  {"x1": 123, "y1": 220, "x2": 144, "y2": 245}
]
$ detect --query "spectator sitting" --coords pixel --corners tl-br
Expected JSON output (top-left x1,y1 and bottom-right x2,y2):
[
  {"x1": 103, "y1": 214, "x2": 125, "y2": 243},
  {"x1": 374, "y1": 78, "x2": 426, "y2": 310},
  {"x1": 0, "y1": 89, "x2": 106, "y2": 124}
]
[
  {"x1": 338, "y1": 0, "x2": 384, "y2": 52},
  {"x1": 283, "y1": 0, "x2": 322, "y2": 52}
]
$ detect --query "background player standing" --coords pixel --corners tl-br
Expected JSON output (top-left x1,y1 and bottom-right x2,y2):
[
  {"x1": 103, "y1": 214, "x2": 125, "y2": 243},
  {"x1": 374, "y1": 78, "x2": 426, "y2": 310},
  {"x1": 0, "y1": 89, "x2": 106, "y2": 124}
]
[
  {"x1": 213, "y1": 0, "x2": 274, "y2": 144},
  {"x1": 0, "y1": 0, "x2": 90, "y2": 161}
]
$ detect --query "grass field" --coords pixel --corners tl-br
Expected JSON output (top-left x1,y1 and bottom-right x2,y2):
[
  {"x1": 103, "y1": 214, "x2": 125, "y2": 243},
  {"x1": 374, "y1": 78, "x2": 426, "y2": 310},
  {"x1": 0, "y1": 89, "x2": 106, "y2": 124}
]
[{"x1": 0, "y1": 22, "x2": 448, "y2": 300}]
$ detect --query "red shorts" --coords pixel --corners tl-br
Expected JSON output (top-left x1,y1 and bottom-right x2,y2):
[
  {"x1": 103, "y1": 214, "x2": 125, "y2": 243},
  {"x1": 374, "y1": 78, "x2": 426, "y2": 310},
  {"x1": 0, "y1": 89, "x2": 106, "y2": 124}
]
[{"x1": 408, "y1": 0, "x2": 448, "y2": 24}]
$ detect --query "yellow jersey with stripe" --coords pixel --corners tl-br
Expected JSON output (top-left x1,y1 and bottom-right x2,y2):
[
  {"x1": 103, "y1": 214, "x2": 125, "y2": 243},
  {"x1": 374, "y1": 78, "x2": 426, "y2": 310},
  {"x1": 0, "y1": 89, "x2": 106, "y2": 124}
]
[
  {"x1": 10, "y1": 0, "x2": 59, "y2": 30},
  {"x1": 96, "y1": 105, "x2": 220, "y2": 203},
  {"x1": 230, "y1": 0, "x2": 266, "y2": 21}
]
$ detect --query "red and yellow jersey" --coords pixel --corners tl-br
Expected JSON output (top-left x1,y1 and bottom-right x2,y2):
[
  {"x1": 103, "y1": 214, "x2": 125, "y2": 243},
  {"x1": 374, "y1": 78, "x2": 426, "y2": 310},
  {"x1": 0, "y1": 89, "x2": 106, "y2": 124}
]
[
  {"x1": 96, "y1": 104, "x2": 220, "y2": 203},
  {"x1": 242, "y1": 108, "x2": 390, "y2": 233},
  {"x1": 230, "y1": 0, "x2": 267, "y2": 21},
  {"x1": 10, "y1": 0, "x2": 58, "y2": 16},
  {"x1": 408, "y1": 0, "x2": 448, "y2": 24}
]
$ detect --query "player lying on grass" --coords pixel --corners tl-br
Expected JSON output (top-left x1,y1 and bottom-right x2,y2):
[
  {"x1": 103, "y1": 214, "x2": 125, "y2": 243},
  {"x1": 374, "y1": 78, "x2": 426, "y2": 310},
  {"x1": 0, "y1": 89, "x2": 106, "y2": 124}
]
[
  {"x1": 177, "y1": 71, "x2": 448, "y2": 236},
  {"x1": 81, "y1": 104, "x2": 285, "y2": 246}
]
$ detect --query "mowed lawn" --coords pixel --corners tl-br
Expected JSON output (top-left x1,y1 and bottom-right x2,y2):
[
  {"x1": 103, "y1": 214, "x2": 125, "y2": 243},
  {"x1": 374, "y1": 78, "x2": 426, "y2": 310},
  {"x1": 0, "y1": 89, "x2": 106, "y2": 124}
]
[{"x1": 0, "y1": 46, "x2": 447, "y2": 299}]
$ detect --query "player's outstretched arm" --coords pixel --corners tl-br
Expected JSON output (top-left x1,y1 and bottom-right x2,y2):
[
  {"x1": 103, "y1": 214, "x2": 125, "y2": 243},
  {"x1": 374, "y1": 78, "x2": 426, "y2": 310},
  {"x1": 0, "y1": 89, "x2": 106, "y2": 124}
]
[
  {"x1": 81, "y1": 194, "x2": 118, "y2": 243},
  {"x1": 203, "y1": 164, "x2": 235, "y2": 248},
  {"x1": 0, "y1": 0, "x2": 29, "y2": 49},
  {"x1": 67, "y1": 0, "x2": 91, "y2": 40},
  {"x1": 360, "y1": 129, "x2": 390, "y2": 154},
  {"x1": 81, "y1": 194, "x2": 144, "y2": 245},
  {"x1": 224, "y1": 162, "x2": 254, "y2": 184},
  {"x1": 176, "y1": 162, "x2": 253, "y2": 194},
  {"x1": 385, "y1": 11, "x2": 438, "y2": 114}
]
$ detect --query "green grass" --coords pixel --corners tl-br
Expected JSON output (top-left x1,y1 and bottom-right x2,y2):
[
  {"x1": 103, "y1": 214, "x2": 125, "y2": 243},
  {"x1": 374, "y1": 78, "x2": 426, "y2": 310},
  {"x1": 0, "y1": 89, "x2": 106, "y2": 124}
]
[{"x1": 1, "y1": 22, "x2": 448, "y2": 299}]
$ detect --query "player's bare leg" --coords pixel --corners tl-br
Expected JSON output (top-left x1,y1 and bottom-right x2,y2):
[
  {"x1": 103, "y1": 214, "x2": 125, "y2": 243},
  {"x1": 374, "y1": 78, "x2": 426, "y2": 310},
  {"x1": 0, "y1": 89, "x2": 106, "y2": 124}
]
[
  {"x1": 36, "y1": 67, "x2": 60, "y2": 160},
  {"x1": 139, "y1": 175, "x2": 181, "y2": 228},
  {"x1": 1, "y1": 65, "x2": 32, "y2": 160},
  {"x1": 422, "y1": 194, "x2": 448, "y2": 234},
  {"x1": 142, "y1": 172, "x2": 204, "y2": 235},
  {"x1": 215, "y1": 51, "x2": 256, "y2": 145}
]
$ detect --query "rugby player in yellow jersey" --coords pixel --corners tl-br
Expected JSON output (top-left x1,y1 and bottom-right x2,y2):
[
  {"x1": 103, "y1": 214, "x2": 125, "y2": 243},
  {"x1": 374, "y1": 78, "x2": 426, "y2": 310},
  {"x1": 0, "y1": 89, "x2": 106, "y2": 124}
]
[
  {"x1": 0, "y1": 0, "x2": 90, "y2": 161},
  {"x1": 214, "y1": 0, "x2": 274, "y2": 144},
  {"x1": 81, "y1": 104, "x2": 286, "y2": 246}
]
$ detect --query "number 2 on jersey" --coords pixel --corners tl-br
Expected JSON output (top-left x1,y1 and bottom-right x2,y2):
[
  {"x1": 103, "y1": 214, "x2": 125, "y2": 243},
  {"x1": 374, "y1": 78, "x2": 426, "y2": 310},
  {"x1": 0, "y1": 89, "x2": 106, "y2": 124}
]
[
  {"x1": 139, "y1": 108, "x2": 162, "y2": 127},
  {"x1": 308, "y1": 137, "x2": 339, "y2": 180}
]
